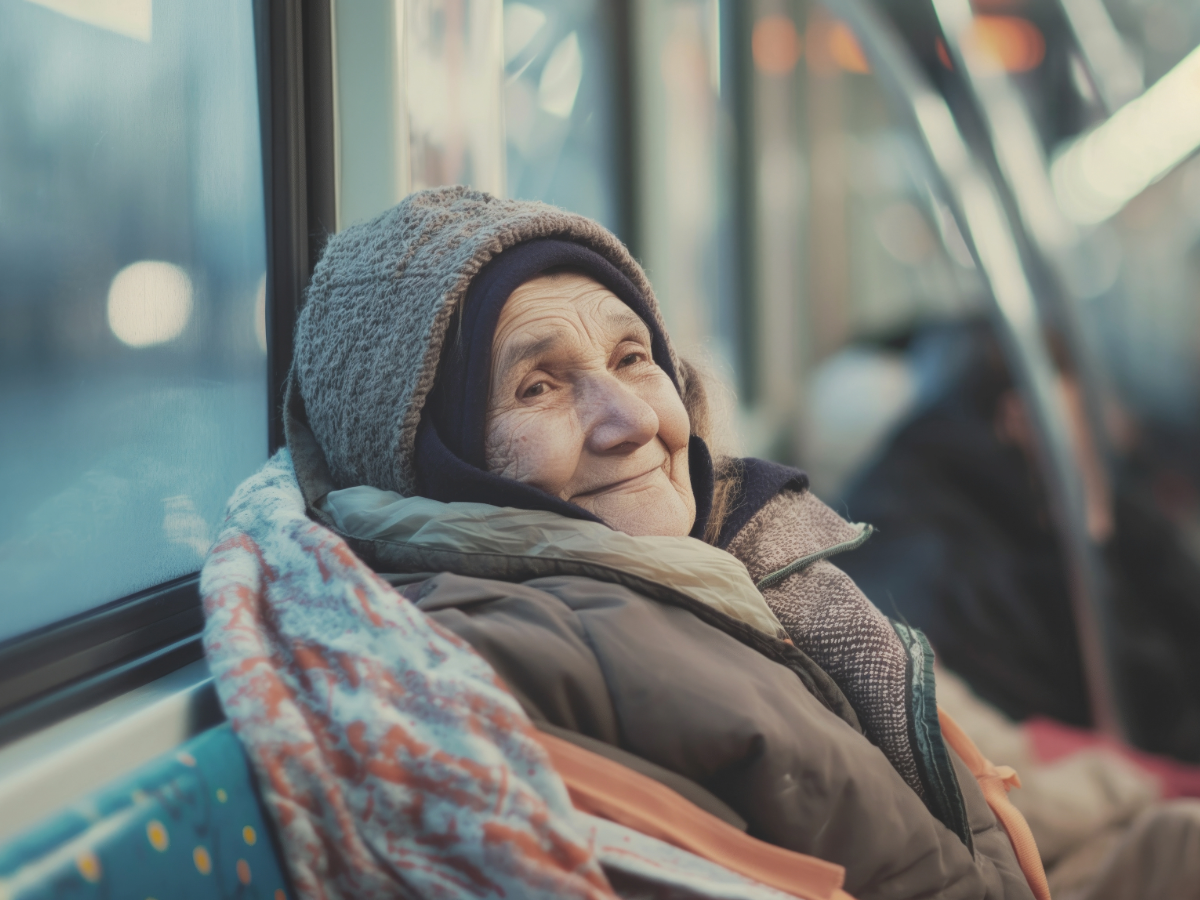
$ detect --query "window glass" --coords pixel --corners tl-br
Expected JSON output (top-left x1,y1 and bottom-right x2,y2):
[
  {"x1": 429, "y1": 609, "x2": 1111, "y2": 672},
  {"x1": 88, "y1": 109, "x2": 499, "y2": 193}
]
[
  {"x1": 332, "y1": 0, "x2": 616, "y2": 235},
  {"x1": 0, "y1": 0, "x2": 268, "y2": 642},
  {"x1": 635, "y1": 0, "x2": 733, "y2": 374},
  {"x1": 408, "y1": 0, "x2": 506, "y2": 195},
  {"x1": 503, "y1": 0, "x2": 622, "y2": 234},
  {"x1": 331, "y1": 0, "x2": 506, "y2": 229}
]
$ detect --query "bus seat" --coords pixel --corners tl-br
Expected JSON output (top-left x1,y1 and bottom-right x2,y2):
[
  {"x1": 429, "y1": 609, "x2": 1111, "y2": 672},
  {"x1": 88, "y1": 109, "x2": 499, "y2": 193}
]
[{"x1": 0, "y1": 723, "x2": 291, "y2": 900}]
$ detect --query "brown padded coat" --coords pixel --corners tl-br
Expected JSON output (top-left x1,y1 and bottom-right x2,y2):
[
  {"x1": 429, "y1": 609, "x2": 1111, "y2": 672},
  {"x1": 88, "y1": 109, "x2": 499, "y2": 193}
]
[{"x1": 286, "y1": 400, "x2": 1035, "y2": 900}]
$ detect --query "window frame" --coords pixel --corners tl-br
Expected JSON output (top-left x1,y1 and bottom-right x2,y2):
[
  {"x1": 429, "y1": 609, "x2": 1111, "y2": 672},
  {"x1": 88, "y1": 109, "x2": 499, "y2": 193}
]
[{"x1": 0, "y1": 0, "x2": 335, "y2": 747}]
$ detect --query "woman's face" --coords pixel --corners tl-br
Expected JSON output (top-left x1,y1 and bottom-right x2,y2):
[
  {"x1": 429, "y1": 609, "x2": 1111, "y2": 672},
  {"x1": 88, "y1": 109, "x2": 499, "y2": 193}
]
[{"x1": 484, "y1": 272, "x2": 696, "y2": 537}]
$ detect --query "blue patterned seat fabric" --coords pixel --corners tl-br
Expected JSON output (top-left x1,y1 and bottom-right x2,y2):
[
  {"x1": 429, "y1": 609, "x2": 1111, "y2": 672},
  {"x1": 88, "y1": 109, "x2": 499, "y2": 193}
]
[{"x1": 0, "y1": 724, "x2": 291, "y2": 900}]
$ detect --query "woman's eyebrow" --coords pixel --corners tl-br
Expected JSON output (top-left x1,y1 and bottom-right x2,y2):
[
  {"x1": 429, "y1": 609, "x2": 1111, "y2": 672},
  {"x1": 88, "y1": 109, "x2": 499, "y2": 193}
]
[
  {"x1": 605, "y1": 308, "x2": 650, "y2": 337},
  {"x1": 494, "y1": 309, "x2": 648, "y2": 378},
  {"x1": 495, "y1": 334, "x2": 559, "y2": 378}
]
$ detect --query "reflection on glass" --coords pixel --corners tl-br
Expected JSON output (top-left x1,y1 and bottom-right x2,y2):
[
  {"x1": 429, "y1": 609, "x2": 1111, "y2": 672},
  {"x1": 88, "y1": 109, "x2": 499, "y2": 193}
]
[
  {"x1": 407, "y1": 0, "x2": 506, "y2": 194},
  {"x1": 503, "y1": 0, "x2": 620, "y2": 233},
  {"x1": 332, "y1": 0, "x2": 408, "y2": 229},
  {"x1": 332, "y1": 0, "x2": 505, "y2": 229},
  {"x1": 636, "y1": 0, "x2": 729, "y2": 370},
  {"x1": 0, "y1": 0, "x2": 267, "y2": 641}
]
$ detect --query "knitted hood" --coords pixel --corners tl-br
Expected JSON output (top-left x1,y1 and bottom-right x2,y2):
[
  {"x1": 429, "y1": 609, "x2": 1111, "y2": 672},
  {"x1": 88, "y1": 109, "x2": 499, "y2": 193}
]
[{"x1": 293, "y1": 186, "x2": 683, "y2": 497}]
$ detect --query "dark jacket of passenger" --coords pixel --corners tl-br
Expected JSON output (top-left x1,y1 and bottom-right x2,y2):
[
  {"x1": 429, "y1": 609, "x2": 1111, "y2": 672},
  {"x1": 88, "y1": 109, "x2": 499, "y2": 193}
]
[{"x1": 839, "y1": 386, "x2": 1200, "y2": 761}]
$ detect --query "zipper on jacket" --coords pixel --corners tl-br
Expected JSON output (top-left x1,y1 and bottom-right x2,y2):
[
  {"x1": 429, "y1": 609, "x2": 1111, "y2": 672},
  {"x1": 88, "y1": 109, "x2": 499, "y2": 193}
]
[{"x1": 755, "y1": 523, "x2": 875, "y2": 590}]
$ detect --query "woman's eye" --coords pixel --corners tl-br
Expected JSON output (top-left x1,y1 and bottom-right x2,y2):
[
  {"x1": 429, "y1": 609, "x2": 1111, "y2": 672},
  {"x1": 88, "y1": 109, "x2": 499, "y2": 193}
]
[
  {"x1": 522, "y1": 382, "x2": 546, "y2": 398},
  {"x1": 618, "y1": 353, "x2": 640, "y2": 368}
]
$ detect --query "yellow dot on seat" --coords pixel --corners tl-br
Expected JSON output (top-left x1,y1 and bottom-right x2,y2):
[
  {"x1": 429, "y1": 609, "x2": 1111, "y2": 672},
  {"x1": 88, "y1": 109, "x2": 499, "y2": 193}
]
[
  {"x1": 216, "y1": 788, "x2": 228, "y2": 803},
  {"x1": 193, "y1": 846, "x2": 212, "y2": 875},
  {"x1": 237, "y1": 859, "x2": 251, "y2": 884},
  {"x1": 76, "y1": 851, "x2": 102, "y2": 882},
  {"x1": 242, "y1": 825, "x2": 257, "y2": 846},
  {"x1": 146, "y1": 819, "x2": 169, "y2": 851},
  {"x1": 275, "y1": 890, "x2": 286, "y2": 900}
]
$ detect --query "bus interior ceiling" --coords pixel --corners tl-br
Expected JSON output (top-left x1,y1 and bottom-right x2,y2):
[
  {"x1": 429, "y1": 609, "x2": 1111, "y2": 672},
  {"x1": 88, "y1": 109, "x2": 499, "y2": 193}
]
[{"x1": 2, "y1": 0, "x2": 1200, "y2": 890}]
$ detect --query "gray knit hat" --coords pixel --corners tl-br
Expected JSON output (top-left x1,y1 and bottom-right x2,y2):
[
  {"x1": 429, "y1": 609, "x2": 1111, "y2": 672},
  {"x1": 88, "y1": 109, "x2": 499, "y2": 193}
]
[{"x1": 293, "y1": 186, "x2": 683, "y2": 497}]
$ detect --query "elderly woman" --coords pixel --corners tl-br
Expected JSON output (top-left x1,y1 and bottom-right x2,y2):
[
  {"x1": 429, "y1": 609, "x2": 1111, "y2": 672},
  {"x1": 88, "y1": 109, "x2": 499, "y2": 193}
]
[{"x1": 203, "y1": 188, "x2": 1042, "y2": 900}]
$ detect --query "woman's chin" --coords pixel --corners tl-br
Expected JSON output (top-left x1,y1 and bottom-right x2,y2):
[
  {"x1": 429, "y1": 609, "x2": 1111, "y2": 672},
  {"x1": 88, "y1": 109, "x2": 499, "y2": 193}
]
[{"x1": 577, "y1": 479, "x2": 695, "y2": 537}]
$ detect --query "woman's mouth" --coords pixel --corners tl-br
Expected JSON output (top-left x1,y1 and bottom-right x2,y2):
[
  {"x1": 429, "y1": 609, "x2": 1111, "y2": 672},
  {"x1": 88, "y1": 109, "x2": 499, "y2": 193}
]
[{"x1": 571, "y1": 463, "x2": 668, "y2": 500}]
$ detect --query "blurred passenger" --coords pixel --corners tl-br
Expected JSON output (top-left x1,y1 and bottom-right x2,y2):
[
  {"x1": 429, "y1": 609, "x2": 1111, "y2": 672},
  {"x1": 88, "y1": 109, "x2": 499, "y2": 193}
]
[
  {"x1": 838, "y1": 320, "x2": 1200, "y2": 761},
  {"x1": 937, "y1": 665, "x2": 1200, "y2": 900}
]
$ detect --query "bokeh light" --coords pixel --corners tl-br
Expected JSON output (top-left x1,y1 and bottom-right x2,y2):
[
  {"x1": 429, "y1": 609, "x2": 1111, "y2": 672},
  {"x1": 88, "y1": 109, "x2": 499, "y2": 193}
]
[
  {"x1": 503, "y1": 3, "x2": 546, "y2": 65},
  {"x1": 538, "y1": 32, "x2": 583, "y2": 118},
  {"x1": 106, "y1": 260, "x2": 193, "y2": 348},
  {"x1": 968, "y1": 16, "x2": 1045, "y2": 74},
  {"x1": 753, "y1": 15, "x2": 802, "y2": 76},
  {"x1": 828, "y1": 22, "x2": 870, "y2": 74}
]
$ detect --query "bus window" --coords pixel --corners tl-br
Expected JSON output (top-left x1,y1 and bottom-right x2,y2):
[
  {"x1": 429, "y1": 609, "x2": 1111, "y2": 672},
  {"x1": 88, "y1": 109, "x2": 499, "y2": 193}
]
[
  {"x1": 635, "y1": 1, "x2": 740, "y2": 392},
  {"x1": 331, "y1": 0, "x2": 506, "y2": 230},
  {"x1": 503, "y1": 0, "x2": 626, "y2": 238},
  {"x1": 331, "y1": 0, "x2": 624, "y2": 244},
  {"x1": 0, "y1": 0, "x2": 268, "y2": 643}
]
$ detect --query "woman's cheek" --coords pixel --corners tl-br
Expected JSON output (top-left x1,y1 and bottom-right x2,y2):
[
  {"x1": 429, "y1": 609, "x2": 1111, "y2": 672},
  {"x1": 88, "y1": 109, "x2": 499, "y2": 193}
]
[
  {"x1": 486, "y1": 407, "x2": 582, "y2": 493},
  {"x1": 644, "y1": 375, "x2": 691, "y2": 452}
]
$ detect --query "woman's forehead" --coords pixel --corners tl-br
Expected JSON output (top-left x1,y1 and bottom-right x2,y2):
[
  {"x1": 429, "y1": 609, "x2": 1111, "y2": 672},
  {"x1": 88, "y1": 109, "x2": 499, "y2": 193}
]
[
  {"x1": 499, "y1": 273, "x2": 647, "y2": 334},
  {"x1": 491, "y1": 275, "x2": 650, "y2": 374},
  {"x1": 506, "y1": 270, "x2": 612, "y2": 305}
]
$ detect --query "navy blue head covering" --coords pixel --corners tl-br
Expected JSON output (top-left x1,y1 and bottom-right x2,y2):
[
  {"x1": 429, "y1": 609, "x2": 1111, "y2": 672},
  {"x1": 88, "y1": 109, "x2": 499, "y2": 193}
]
[{"x1": 414, "y1": 239, "x2": 715, "y2": 540}]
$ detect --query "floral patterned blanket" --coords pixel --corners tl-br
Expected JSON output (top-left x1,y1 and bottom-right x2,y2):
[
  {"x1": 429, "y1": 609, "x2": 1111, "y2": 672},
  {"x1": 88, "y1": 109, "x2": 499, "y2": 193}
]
[{"x1": 199, "y1": 450, "x2": 804, "y2": 900}]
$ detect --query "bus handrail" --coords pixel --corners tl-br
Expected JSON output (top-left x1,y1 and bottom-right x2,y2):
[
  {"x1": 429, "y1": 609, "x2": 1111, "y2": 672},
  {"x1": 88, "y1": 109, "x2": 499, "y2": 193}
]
[{"x1": 820, "y1": 0, "x2": 1129, "y2": 741}]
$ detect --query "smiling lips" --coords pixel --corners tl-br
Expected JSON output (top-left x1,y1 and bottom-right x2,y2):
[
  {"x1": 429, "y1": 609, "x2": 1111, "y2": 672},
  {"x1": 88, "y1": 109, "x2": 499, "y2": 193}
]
[{"x1": 571, "y1": 460, "x2": 669, "y2": 500}]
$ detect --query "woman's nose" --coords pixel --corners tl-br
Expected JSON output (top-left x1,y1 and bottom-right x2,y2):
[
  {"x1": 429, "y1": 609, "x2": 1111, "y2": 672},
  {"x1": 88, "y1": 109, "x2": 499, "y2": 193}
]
[{"x1": 581, "y1": 374, "x2": 659, "y2": 454}]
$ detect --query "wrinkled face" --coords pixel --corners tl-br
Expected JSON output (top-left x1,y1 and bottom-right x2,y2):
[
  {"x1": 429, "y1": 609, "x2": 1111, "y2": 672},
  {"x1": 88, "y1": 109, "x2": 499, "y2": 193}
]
[{"x1": 484, "y1": 272, "x2": 696, "y2": 537}]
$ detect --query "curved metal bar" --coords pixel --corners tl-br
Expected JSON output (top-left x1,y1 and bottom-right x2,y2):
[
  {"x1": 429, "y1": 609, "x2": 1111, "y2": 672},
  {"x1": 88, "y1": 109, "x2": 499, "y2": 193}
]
[
  {"x1": 1056, "y1": 0, "x2": 1143, "y2": 114},
  {"x1": 925, "y1": 0, "x2": 1116, "y2": 470},
  {"x1": 820, "y1": 0, "x2": 1128, "y2": 740}
]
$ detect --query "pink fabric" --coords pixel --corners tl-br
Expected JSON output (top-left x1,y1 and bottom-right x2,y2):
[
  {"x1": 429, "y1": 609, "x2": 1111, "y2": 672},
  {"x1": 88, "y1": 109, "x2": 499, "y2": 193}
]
[{"x1": 1025, "y1": 717, "x2": 1200, "y2": 799}]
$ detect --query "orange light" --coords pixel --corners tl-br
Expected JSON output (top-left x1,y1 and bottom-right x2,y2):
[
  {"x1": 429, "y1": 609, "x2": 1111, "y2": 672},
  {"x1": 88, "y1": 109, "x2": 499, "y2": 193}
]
[
  {"x1": 828, "y1": 22, "x2": 870, "y2": 74},
  {"x1": 936, "y1": 37, "x2": 954, "y2": 70},
  {"x1": 752, "y1": 15, "x2": 803, "y2": 75},
  {"x1": 967, "y1": 16, "x2": 1045, "y2": 72}
]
